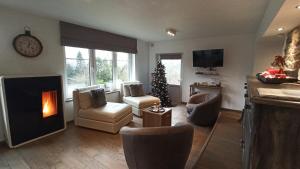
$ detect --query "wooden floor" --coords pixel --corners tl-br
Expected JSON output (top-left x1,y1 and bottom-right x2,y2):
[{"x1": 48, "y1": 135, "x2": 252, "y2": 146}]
[
  {"x1": 195, "y1": 111, "x2": 242, "y2": 169},
  {"x1": 0, "y1": 105, "x2": 241, "y2": 169}
]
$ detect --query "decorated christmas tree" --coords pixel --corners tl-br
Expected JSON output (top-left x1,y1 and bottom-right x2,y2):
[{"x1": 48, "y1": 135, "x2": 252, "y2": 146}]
[{"x1": 151, "y1": 61, "x2": 172, "y2": 107}]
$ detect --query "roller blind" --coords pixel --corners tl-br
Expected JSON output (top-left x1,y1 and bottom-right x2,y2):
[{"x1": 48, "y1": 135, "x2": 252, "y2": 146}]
[{"x1": 60, "y1": 21, "x2": 137, "y2": 54}]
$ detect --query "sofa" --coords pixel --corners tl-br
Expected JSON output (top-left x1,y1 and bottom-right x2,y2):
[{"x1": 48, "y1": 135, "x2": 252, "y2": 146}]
[
  {"x1": 186, "y1": 92, "x2": 222, "y2": 126},
  {"x1": 121, "y1": 82, "x2": 160, "y2": 117},
  {"x1": 73, "y1": 86, "x2": 133, "y2": 133}
]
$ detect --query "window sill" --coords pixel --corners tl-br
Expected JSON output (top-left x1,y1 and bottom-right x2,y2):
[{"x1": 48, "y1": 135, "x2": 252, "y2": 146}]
[
  {"x1": 105, "y1": 89, "x2": 120, "y2": 94},
  {"x1": 65, "y1": 90, "x2": 120, "y2": 102},
  {"x1": 65, "y1": 98, "x2": 73, "y2": 102}
]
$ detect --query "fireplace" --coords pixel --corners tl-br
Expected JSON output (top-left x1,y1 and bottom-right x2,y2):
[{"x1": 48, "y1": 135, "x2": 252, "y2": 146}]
[
  {"x1": 42, "y1": 90, "x2": 58, "y2": 118},
  {"x1": 0, "y1": 75, "x2": 65, "y2": 148}
]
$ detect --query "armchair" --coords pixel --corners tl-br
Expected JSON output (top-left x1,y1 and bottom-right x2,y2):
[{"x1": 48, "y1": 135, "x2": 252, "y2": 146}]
[
  {"x1": 120, "y1": 123, "x2": 194, "y2": 169},
  {"x1": 186, "y1": 92, "x2": 222, "y2": 126}
]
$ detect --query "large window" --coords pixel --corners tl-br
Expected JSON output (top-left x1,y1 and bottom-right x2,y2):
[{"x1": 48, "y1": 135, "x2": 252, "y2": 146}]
[
  {"x1": 65, "y1": 47, "x2": 90, "y2": 98},
  {"x1": 116, "y1": 52, "x2": 129, "y2": 88},
  {"x1": 95, "y1": 50, "x2": 113, "y2": 87},
  {"x1": 64, "y1": 47, "x2": 135, "y2": 99}
]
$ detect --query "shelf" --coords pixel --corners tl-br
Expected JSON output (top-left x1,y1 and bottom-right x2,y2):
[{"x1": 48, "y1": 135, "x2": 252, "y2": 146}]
[{"x1": 195, "y1": 71, "x2": 219, "y2": 75}]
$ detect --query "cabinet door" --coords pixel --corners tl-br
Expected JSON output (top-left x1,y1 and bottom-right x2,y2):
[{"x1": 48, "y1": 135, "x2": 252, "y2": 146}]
[{"x1": 242, "y1": 106, "x2": 253, "y2": 169}]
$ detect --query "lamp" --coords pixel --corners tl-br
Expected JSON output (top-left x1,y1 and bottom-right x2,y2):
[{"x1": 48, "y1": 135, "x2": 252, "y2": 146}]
[{"x1": 166, "y1": 28, "x2": 176, "y2": 37}]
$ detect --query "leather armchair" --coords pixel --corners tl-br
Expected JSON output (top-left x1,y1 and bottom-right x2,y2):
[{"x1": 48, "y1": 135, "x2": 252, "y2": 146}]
[
  {"x1": 186, "y1": 92, "x2": 222, "y2": 126},
  {"x1": 120, "y1": 123, "x2": 194, "y2": 169}
]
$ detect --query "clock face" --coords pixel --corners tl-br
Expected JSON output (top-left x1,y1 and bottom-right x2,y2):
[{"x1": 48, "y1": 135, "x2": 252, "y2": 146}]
[{"x1": 13, "y1": 34, "x2": 43, "y2": 57}]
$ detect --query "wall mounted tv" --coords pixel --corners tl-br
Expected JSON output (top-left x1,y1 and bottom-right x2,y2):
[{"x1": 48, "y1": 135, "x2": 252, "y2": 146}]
[{"x1": 193, "y1": 49, "x2": 224, "y2": 68}]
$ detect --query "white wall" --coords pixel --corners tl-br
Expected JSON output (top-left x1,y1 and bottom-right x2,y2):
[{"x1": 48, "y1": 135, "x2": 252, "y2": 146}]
[
  {"x1": 149, "y1": 34, "x2": 256, "y2": 111},
  {"x1": 252, "y1": 36, "x2": 284, "y2": 74},
  {"x1": 136, "y1": 40, "x2": 150, "y2": 92},
  {"x1": 0, "y1": 7, "x2": 65, "y2": 142}
]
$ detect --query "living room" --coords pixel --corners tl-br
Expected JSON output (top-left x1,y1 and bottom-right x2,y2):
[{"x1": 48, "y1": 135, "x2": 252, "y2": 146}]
[{"x1": 0, "y1": 0, "x2": 300, "y2": 168}]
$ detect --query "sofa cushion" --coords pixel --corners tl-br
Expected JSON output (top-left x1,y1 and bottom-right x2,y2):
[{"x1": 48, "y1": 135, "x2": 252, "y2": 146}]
[
  {"x1": 78, "y1": 91, "x2": 92, "y2": 109},
  {"x1": 123, "y1": 95, "x2": 160, "y2": 109},
  {"x1": 129, "y1": 84, "x2": 145, "y2": 97},
  {"x1": 78, "y1": 102, "x2": 132, "y2": 123},
  {"x1": 91, "y1": 89, "x2": 107, "y2": 108},
  {"x1": 123, "y1": 85, "x2": 131, "y2": 97}
]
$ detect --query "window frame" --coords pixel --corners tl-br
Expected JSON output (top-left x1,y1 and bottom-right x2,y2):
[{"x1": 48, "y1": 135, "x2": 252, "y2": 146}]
[{"x1": 64, "y1": 47, "x2": 135, "y2": 100}]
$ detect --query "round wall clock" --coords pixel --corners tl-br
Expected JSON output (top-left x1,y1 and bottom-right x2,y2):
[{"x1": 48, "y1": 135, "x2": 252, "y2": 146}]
[{"x1": 13, "y1": 28, "x2": 43, "y2": 58}]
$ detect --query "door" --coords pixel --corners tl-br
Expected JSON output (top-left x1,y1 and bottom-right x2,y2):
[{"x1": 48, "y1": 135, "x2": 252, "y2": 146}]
[{"x1": 159, "y1": 53, "x2": 182, "y2": 106}]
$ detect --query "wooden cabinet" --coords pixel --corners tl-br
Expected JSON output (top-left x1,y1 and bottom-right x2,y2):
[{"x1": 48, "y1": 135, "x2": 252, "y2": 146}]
[{"x1": 242, "y1": 77, "x2": 300, "y2": 169}]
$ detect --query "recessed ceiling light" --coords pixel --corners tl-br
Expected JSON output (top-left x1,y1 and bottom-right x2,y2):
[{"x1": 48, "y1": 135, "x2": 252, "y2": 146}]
[
  {"x1": 277, "y1": 27, "x2": 284, "y2": 32},
  {"x1": 296, "y1": 5, "x2": 300, "y2": 9},
  {"x1": 166, "y1": 29, "x2": 176, "y2": 37}
]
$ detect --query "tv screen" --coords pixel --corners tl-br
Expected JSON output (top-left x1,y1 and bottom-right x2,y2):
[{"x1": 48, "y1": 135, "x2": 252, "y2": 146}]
[{"x1": 193, "y1": 49, "x2": 224, "y2": 67}]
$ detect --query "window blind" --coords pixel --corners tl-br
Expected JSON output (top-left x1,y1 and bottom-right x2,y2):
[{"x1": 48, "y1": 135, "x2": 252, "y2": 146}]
[{"x1": 60, "y1": 21, "x2": 137, "y2": 54}]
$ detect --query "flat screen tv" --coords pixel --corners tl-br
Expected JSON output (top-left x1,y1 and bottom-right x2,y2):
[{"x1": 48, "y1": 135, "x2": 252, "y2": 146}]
[{"x1": 193, "y1": 49, "x2": 224, "y2": 68}]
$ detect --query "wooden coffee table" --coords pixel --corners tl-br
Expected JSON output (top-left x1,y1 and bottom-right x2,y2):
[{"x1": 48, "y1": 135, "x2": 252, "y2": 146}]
[{"x1": 142, "y1": 107, "x2": 172, "y2": 127}]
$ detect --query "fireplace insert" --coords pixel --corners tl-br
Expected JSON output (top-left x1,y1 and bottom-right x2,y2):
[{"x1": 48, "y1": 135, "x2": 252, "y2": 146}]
[{"x1": 0, "y1": 75, "x2": 66, "y2": 148}]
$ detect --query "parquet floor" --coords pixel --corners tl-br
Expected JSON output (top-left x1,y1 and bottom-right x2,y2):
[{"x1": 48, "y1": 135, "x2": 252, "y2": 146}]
[
  {"x1": 195, "y1": 111, "x2": 242, "y2": 169},
  {"x1": 0, "y1": 105, "x2": 213, "y2": 169}
]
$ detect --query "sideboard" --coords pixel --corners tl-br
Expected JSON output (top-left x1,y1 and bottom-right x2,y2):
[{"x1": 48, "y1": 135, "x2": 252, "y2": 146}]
[
  {"x1": 242, "y1": 77, "x2": 300, "y2": 169},
  {"x1": 189, "y1": 83, "x2": 222, "y2": 96}
]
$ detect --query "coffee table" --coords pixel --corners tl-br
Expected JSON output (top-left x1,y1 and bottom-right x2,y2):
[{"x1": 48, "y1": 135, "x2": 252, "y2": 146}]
[{"x1": 142, "y1": 107, "x2": 172, "y2": 127}]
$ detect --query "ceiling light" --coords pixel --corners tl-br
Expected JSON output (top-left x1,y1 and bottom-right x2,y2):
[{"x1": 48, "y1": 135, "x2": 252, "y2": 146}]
[
  {"x1": 166, "y1": 29, "x2": 176, "y2": 37},
  {"x1": 277, "y1": 27, "x2": 284, "y2": 32},
  {"x1": 296, "y1": 5, "x2": 300, "y2": 9}
]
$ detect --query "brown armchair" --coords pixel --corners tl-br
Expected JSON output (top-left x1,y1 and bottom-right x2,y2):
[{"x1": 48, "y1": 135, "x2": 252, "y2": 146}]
[
  {"x1": 186, "y1": 92, "x2": 222, "y2": 126},
  {"x1": 120, "y1": 123, "x2": 194, "y2": 169}
]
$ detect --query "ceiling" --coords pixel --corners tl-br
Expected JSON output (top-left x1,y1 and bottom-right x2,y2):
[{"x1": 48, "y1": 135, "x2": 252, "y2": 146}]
[
  {"x1": 0, "y1": 0, "x2": 270, "y2": 42},
  {"x1": 264, "y1": 0, "x2": 300, "y2": 36}
]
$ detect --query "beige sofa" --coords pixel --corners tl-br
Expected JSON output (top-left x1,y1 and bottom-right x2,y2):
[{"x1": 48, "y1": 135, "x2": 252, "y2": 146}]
[
  {"x1": 121, "y1": 82, "x2": 160, "y2": 116},
  {"x1": 73, "y1": 86, "x2": 133, "y2": 133}
]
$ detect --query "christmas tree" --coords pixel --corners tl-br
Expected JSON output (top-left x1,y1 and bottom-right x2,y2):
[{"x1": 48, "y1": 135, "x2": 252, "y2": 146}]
[{"x1": 151, "y1": 61, "x2": 172, "y2": 107}]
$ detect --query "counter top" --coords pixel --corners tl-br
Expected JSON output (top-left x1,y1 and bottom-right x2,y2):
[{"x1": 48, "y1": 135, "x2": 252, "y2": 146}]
[{"x1": 247, "y1": 76, "x2": 300, "y2": 109}]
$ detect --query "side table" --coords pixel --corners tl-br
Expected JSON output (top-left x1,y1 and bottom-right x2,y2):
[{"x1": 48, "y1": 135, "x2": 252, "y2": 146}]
[{"x1": 142, "y1": 108, "x2": 172, "y2": 127}]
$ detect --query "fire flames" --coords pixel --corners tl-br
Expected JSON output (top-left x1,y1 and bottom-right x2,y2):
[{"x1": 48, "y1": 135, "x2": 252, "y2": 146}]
[{"x1": 42, "y1": 91, "x2": 57, "y2": 118}]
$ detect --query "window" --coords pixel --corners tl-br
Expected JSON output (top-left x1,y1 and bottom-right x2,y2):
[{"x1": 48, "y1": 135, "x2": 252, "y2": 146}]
[
  {"x1": 65, "y1": 47, "x2": 90, "y2": 98},
  {"x1": 64, "y1": 47, "x2": 135, "y2": 99},
  {"x1": 95, "y1": 50, "x2": 113, "y2": 87},
  {"x1": 116, "y1": 52, "x2": 129, "y2": 89},
  {"x1": 161, "y1": 59, "x2": 181, "y2": 85}
]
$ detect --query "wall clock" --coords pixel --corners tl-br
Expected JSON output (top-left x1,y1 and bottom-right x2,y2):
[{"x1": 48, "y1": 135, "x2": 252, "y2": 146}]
[{"x1": 13, "y1": 27, "x2": 43, "y2": 58}]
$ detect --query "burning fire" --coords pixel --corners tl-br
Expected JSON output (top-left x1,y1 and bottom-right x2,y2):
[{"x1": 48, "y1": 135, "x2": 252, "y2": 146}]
[{"x1": 42, "y1": 91, "x2": 57, "y2": 118}]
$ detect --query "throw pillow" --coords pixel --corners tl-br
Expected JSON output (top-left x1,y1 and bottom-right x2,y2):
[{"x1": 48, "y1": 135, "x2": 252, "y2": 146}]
[
  {"x1": 78, "y1": 91, "x2": 92, "y2": 109},
  {"x1": 129, "y1": 84, "x2": 145, "y2": 97},
  {"x1": 90, "y1": 88, "x2": 107, "y2": 108},
  {"x1": 123, "y1": 85, "x2": 131, "y2": 97}
]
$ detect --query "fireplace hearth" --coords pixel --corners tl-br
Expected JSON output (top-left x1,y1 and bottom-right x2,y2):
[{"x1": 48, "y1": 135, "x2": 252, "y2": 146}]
[{"x1": 0, "y1": 75, "x2": 66, "y2": 148}]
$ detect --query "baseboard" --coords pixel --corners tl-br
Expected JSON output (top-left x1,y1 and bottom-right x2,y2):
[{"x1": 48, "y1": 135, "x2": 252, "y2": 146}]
[{"x1": 220, "y1": 108, "x2": 242, "y2": 113}]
